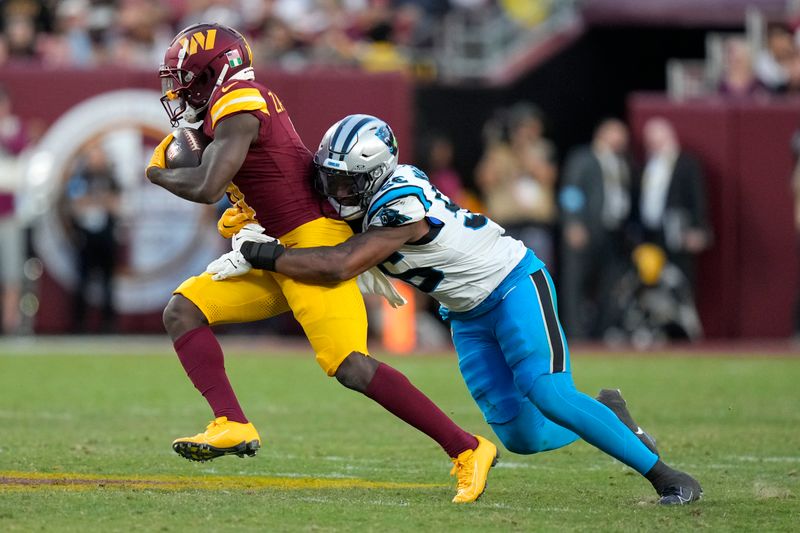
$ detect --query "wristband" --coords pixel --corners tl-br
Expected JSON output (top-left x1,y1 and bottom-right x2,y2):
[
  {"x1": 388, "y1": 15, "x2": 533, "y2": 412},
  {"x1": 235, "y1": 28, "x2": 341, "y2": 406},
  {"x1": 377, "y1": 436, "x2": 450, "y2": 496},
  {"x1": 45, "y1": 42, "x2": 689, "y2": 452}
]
[{"x1": 241, "y1": 240, "x2": 285, "y2": 271}]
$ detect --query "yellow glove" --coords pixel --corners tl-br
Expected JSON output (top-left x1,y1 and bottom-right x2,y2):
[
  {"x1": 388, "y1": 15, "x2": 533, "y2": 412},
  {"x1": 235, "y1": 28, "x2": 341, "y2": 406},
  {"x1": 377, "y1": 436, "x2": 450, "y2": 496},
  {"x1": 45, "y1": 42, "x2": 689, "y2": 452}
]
[
  {"x1": 146, "y1": 132, "x2": 174, "y2": 173},
  {"x1": 217, "y1": 206, "x2": 258, "y2": 238}
]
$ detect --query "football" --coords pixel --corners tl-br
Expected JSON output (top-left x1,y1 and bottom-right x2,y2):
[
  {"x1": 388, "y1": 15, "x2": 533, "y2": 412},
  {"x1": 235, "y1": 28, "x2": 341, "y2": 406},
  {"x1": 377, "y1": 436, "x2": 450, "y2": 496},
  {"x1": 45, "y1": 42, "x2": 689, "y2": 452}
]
[{"x1": 165, "y1": 127, "x2": 211, "y2": 168}]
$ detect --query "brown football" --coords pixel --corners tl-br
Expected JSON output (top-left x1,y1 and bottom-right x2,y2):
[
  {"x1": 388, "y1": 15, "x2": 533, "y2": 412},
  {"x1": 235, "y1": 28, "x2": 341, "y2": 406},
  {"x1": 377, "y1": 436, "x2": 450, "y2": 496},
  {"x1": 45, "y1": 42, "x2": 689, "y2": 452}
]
[{"x1": 165, "y1": 127, "x2": 211, "y2": 168}]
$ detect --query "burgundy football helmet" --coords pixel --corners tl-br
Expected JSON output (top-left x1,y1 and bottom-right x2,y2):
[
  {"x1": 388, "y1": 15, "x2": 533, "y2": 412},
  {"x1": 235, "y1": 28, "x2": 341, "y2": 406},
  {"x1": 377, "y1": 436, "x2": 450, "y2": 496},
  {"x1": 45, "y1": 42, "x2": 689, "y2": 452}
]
[{"x1": 159, "y1": 23, "x2": 253, "y2": 126}]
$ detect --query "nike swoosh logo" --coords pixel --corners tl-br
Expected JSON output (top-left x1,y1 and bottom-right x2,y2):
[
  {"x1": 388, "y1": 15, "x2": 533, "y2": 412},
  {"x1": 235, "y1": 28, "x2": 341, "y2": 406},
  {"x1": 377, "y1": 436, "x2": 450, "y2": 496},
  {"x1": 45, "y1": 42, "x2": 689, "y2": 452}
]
[
  {"x1": 635, "y1": 427, "x2": 645, "y2": 435},
  {"x1": 221, "y1": 83, "x2": 236, "y2": 93}
]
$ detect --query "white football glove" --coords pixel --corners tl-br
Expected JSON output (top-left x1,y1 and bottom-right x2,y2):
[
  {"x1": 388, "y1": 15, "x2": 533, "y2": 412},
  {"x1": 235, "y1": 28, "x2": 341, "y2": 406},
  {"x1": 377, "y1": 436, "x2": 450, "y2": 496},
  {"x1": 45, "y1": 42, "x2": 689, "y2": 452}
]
[
  {"x1": 232, "y1": 223, "x2": 279, "y2": 251},
  {"x1": 206, "y1": 250, "x2": 252, "y2": 281},
  {"x1": 357, "y1": 267, "x2": 407, "y2": 308}
]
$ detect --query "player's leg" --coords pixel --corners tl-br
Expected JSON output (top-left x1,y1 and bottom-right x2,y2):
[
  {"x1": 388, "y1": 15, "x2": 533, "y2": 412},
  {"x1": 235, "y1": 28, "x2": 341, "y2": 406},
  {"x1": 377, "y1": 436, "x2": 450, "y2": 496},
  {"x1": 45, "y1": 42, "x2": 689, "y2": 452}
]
[
  {"x1": 276, "y1": 275, "x2": 498, "y2": 503},
  {"x1": 497, "y1": 268, "x2": 702, "y2": 504},
  {"x1": 274, "y1": 218, "x2": 496, "y2": 502},
  {"x1": 166, "y1": 269, "x2": 290, "y2": 461},
  {"x1": 450, "y1": 317, "x2": 578, "y2": 454},
  {"x1": 334, "y1": 351, "x2": 487, "y2": 461}
]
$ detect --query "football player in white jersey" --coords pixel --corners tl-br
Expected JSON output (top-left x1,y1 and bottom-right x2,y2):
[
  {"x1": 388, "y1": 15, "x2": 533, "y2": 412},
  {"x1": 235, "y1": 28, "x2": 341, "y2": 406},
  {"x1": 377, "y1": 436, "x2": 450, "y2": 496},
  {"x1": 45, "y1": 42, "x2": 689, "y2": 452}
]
[{"x1": 214, "y1": 114, "x2": 702, "y2": 505}]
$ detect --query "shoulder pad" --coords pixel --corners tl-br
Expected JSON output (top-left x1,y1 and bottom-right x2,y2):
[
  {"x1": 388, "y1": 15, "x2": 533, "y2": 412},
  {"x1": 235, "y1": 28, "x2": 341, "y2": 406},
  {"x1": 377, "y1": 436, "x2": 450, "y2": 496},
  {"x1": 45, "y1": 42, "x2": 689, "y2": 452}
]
[
  {"x1": 208, "y1": 80, "x2": 268, "y2": 129},
  {"x1": 367, "y1": 180, "x2": 432, "y2": 228}
]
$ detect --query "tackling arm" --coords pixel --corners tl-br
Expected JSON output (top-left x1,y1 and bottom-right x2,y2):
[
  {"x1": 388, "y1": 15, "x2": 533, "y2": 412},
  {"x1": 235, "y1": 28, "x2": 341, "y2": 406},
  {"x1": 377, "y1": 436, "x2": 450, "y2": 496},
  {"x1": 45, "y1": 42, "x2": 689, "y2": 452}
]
[
  {"x1": 242, "y1": 221, "x2": 428, "y2": 283},
  {"x1": 146, "y1": 113, "x2": 259, "y2": 204}
]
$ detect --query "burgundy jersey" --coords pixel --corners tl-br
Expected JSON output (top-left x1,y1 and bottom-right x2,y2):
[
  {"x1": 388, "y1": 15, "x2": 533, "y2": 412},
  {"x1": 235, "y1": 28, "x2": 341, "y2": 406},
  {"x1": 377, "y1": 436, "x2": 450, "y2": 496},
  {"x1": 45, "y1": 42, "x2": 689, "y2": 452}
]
[{"x1": 202, "y1": 78, "x2": 325, "y2": 237}]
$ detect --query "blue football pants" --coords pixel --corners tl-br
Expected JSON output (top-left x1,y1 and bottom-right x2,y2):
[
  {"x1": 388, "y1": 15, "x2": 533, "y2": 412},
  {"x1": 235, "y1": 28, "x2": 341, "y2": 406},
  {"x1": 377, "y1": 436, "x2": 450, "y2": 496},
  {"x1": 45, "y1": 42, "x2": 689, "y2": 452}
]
[{"x1": 451, "y1": 268, "x2": 659, "y2": 475}]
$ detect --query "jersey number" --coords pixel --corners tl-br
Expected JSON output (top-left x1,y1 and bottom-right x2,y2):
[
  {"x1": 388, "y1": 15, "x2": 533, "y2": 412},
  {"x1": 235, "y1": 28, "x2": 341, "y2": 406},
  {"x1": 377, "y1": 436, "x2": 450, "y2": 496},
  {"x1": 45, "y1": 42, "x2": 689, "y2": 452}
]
[
  {"x1": 378, "y1": 252, "x2": 444, "y2": 293},
  {"x1": 463, "y1": 213, "x2": 487, "y2": 229},
  {"x1": 267, "y1": 91, "x2": 285, "y2": 113},
  {"x1": 433, "y1": 187, "x2": 488, "y2": 229}
]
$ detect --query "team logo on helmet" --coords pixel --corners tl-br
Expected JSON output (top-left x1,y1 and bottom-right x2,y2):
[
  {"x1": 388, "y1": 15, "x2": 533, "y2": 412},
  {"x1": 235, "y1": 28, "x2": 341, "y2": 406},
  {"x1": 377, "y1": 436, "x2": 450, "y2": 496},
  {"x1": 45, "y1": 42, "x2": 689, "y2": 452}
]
[
  {"x1": 178, "y1": 29, "x2": 217, "y2": 56},
  {"x1": 375, "y1": 125, "x2": 398, "y2": 155}
]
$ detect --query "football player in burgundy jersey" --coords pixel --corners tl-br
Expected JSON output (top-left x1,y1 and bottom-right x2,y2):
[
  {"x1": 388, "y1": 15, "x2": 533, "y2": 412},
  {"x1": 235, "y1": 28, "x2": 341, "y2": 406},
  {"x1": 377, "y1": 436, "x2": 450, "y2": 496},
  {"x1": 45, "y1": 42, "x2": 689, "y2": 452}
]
[{"x1": 145, "y1": 23, "x2": 496, "y2": 503}]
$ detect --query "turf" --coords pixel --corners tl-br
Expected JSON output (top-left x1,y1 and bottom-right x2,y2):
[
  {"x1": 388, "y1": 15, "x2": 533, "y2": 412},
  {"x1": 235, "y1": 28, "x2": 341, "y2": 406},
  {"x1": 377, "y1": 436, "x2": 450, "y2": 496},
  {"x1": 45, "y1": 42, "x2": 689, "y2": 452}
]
[{"x1": 0, "y1": 345, "x2": 798, "y2": 531}]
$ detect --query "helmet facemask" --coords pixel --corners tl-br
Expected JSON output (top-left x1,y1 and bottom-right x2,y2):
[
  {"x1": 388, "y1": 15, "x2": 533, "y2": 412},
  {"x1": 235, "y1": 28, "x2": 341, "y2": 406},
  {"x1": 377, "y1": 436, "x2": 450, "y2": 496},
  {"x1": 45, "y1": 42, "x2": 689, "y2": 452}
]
[
  {"x1": 159, "y1": 67, "x2": 190, "y2": 126},
  {"x1": 315, "y1": 166, "x2": 387, "y2": 220},
  {"x1": 159, "y1": 64, "x2": 223, "y2": 126}
]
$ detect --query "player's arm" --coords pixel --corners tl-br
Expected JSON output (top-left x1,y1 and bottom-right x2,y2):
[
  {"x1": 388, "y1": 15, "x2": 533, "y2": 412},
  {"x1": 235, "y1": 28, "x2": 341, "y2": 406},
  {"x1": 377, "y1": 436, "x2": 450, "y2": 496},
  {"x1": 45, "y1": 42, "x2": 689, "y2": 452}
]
[
  {"x1": 146, "y1": 113, "x2": 259, "y2": 204},
  {"x1": 241, "y1": 221, "x2": 428, "y2": 283}
]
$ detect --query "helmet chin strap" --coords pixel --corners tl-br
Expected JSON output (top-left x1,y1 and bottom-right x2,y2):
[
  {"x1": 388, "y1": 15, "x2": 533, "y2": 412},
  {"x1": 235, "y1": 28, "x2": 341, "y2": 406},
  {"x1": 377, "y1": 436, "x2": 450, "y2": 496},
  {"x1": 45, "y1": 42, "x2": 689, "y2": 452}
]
[
  {"x1": 183, "y1": 105, "x2": 202, "y2": 123},
  {"x1": 331, "y1": 198, "x2": 365, "y2": 221}
]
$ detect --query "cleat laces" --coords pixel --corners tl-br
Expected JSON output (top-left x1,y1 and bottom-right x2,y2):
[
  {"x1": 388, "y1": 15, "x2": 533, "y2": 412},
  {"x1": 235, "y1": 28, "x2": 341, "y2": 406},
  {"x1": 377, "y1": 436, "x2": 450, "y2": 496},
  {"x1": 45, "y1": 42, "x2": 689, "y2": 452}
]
[{"x1": 450, "y1": 451, "x2": 475, "y2": 493}]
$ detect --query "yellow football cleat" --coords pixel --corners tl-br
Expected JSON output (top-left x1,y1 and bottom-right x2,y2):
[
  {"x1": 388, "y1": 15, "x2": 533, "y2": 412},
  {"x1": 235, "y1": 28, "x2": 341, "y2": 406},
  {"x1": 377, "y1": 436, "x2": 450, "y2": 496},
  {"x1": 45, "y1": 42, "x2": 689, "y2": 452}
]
[
  {"x1": 450, "y1": 435, "x2": 498, "y2": 503},
  {"x1": 172, "y1": 417, "x2": 261, "y2": 462}
]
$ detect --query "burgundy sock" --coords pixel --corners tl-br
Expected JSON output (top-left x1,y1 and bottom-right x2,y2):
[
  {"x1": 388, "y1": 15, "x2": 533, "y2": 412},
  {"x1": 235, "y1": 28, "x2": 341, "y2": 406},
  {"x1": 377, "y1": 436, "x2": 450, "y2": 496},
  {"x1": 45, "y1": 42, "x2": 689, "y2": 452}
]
[
  {"x1": 174, "y1": 326, "x2": 248, "y2": 424},
  {"x1": 365, "y1": 363, "x2": 478, "y2": 458}
]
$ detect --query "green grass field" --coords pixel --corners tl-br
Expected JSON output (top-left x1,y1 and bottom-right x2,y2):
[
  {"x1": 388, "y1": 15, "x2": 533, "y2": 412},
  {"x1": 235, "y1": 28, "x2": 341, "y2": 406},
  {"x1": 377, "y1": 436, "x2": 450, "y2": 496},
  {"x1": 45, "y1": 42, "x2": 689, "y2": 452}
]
[{"x1": 1, "y1": 342, "x2": 798, "y2": 531}]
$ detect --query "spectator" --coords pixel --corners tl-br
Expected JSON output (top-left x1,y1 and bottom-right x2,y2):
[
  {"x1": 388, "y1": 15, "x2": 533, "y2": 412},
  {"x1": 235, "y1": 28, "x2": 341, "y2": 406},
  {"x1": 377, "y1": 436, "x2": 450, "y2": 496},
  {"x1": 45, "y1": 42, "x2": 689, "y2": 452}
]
[
  {"x1": 0, "y1": 37, "x2": 8, "y2": 66},
  {"x1": 500, "y1": 0, "x2": 551, "y2": 28},
  {"x1": 635, "y1": 117, "x2": 711, "y2": 285},
  {"x1": 4, "y1": 12, "x2": 38, "y2": 61},
  {"x1": 179, "y1": 0, "x2": 244, "y2": 32},
  {"x1": 426, "y1": 134, "x2": 465, "y2": 202},
  {"x1": 718, "y1": 37, "x2": 766, "y2": 97},
  {"x1": 755, "y1": 23, "x2": 797, "y2": 92},
  {"x1": 256, "y1": 18, "x2": 313, "y2": 70},
  {"x1": 559, "y1": 118, "x2": 632, "y2": 340},
  {"x1": 476, "y1": 102, "x2": 557, "y2": 266},
  {"x1": 790, "y1": 127, "x2": 800, "y2": 337},
  {"x1": 106, "y1": 0, "x2": 172, "y2": 69},
  {"x1": 0, "y1": 86, "x2": 29, "y2": 335},
  {"x1": 65, "y1": 144, "x2": 121, "y2": 333},
  {"x1": 0, "y1": 191, "x2": 22, "y2": 335},
  {"x1": 0, "y1": 86, "x2": 29, "y2": 155},
  {"x1": 355, "y1": 7, "x2": 412, "y2": 74}
]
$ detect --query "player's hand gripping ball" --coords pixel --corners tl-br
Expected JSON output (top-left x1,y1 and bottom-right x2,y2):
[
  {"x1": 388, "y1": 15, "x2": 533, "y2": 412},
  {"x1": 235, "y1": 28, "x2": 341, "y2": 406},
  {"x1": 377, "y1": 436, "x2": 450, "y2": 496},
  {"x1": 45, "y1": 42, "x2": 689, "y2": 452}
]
[{"x1": 164, "y1": 127, "x2": 211, "y2": 168}]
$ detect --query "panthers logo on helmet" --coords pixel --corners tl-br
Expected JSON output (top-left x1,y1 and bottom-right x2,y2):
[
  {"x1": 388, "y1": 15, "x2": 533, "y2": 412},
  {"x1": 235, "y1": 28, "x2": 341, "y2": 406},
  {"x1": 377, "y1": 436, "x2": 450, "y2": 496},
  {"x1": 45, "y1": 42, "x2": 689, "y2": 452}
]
[{"x1": 375, "y1": 125, "x2": 398, "y2": 155}]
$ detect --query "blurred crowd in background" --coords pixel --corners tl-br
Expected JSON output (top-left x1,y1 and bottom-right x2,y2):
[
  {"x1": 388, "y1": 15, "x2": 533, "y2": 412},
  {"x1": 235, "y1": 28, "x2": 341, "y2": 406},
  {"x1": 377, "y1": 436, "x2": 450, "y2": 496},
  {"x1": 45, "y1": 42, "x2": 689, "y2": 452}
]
[
  {"x1": 717, "y1": 22, "x2": 800, "y2": 96},
  {"x1": 672, "y1": 9, "x2": 800, "y2": 98},
  {"x1": 0, "y1": 0, "x2": 542, "y2": 75}
]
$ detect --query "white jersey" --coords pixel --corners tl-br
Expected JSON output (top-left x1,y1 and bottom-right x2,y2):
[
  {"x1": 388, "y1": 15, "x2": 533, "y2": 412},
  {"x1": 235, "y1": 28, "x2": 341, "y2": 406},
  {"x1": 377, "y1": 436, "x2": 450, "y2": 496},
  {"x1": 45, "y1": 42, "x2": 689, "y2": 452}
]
[{"x1": 363, "y1": 165, "x2": 527, "y2": 313}]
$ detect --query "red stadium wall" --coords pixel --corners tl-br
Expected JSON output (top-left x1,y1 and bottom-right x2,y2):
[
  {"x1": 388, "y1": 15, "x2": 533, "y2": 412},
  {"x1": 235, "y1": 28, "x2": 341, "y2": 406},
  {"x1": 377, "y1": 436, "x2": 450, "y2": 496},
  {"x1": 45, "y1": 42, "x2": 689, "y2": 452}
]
[
  {"x1": 629, "y1": 94, "x2": 800, "y2": 338},
  {"x1": 0, "y1": 66, "x2": 413, "y2": 333}
]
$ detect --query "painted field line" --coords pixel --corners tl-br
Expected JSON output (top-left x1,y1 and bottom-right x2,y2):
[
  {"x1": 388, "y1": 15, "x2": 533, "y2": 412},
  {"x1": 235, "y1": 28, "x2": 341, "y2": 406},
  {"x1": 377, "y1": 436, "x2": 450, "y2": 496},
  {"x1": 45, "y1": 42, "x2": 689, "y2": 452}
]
[{"x1": 0, "y1": 471, "x2": 443, "y2": 492}]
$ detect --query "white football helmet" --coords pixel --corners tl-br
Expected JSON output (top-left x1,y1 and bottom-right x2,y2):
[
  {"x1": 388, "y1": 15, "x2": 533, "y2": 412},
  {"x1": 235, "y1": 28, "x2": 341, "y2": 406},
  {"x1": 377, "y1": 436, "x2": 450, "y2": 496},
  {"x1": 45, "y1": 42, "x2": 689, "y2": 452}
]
[{"x1": 313, "y1": 114, "x2": 398, "y2": 220}]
